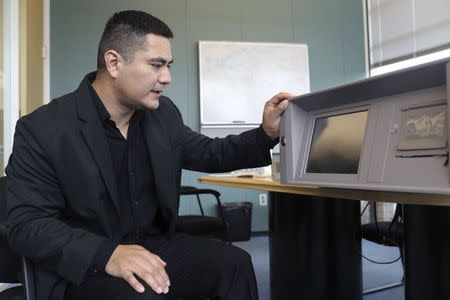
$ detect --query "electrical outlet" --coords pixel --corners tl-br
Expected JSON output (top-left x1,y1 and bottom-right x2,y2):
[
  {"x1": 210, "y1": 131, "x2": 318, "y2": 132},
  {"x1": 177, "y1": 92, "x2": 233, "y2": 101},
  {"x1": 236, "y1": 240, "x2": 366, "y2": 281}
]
[{"x1": 259, "y1": 193, "x2": 267, "y2": 206}]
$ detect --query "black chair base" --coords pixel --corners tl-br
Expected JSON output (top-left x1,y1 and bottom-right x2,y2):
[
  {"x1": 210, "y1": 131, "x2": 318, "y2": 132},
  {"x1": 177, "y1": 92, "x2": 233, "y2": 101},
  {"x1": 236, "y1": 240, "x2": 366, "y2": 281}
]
[{"x1": 363, "y1": 280, "x2": 403, "y2": 295}]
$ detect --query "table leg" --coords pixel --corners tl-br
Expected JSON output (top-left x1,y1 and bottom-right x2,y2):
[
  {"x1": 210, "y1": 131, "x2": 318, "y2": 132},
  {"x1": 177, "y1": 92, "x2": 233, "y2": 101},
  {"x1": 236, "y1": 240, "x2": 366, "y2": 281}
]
[
  {"x1": 268, "y1": 192, "x2": 362, "y2": 300},
  {"x1": 403, "y1": 204, "x2": 450, "y2": 300}
]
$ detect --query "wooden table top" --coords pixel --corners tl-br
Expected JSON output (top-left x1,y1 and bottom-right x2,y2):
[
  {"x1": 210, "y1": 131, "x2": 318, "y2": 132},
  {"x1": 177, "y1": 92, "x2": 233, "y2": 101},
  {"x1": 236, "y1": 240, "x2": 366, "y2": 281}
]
[{"x1": 199, "y1": 176, "x2": 450, "y2": 206}]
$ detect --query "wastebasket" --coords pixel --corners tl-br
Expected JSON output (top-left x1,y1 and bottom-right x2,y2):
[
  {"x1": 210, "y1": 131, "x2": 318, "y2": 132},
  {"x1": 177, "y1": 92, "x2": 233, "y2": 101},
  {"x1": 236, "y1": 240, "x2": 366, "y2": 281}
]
[{"x1": 220, "y1": 202, "x2": 253, "y2": 241}]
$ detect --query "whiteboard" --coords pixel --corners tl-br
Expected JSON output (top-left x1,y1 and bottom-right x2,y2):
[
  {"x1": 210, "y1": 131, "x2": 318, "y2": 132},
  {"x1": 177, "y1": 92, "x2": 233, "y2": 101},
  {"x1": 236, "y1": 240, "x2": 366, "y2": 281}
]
[{"x1": 199, "y1": 41, "x2": 310, "y2": 125}]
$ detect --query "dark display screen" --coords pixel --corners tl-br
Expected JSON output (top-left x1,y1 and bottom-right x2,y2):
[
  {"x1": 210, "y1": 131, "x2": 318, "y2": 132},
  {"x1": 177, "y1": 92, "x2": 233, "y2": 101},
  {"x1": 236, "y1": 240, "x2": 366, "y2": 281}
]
[{"x1": 306, "y1": 110, "x2": 368, "y2": 174}]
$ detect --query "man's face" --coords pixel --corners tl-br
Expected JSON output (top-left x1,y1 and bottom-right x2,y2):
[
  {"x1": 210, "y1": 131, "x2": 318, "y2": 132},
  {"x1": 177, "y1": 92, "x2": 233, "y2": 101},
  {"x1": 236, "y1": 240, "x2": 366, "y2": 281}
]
[{"x1": 115, "y1": 34, "x2": 173, "y2": 110}]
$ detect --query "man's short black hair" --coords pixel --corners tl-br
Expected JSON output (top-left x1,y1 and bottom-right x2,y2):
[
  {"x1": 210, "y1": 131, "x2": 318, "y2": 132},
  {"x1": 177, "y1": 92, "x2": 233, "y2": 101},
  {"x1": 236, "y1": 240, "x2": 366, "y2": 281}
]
[{"x1": 97, "y1": 10, "x2": 173, "y2": 69}]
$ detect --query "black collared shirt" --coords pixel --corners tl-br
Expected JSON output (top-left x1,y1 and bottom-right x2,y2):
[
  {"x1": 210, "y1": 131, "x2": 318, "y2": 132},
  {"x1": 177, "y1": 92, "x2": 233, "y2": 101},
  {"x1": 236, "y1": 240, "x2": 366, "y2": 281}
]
[{"x1": 88, "y1": 79, "x2": 161, "y2": 273}]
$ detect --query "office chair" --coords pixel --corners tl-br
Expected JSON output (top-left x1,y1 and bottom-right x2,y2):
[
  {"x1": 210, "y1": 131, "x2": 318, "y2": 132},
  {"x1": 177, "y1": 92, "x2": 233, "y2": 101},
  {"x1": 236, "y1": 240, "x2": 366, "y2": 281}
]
[
  {"x1": 361, "y1": 202, "x2": 404, "y2": 294},
  {"x1": 176, "y1": 186, "x2": 230, "y2": 242},
  {"x1": 0, "y1": 176, "x2": 35, "y2": 300}
]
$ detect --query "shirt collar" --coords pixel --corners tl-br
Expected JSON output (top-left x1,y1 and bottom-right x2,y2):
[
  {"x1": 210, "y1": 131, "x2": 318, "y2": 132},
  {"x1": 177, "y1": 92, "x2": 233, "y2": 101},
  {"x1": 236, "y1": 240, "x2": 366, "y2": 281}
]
[{"x1": 87, "y1": 73, "x2": 111, "y2": 123}]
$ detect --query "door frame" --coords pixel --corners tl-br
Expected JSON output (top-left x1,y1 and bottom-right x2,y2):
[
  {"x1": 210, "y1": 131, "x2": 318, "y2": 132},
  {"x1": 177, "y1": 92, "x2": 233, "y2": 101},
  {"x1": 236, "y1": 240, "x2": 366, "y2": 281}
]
[
  {"x1": 2, "y1": 0, "x2": 49, "y2": 171},
  {"x1": 3, "y1": 0, "x2": 20, "y2": 171},
  {"x1": 43, "y1": 0, "x2": 50, "y2": 104}
]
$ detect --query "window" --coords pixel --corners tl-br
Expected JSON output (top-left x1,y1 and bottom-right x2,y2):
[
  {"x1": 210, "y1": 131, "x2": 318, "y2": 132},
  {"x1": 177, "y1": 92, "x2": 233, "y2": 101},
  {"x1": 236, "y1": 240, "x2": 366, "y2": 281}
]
[{"x1": 366, "y1": 0, "x2": 450, "y2": 76}]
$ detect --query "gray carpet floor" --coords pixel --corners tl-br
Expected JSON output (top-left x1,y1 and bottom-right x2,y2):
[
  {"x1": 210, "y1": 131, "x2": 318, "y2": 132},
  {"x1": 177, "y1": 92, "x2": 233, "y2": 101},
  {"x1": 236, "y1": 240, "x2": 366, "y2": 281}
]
[{"x1": 235, "y1": 236, "x2": 404, "y2": 300}]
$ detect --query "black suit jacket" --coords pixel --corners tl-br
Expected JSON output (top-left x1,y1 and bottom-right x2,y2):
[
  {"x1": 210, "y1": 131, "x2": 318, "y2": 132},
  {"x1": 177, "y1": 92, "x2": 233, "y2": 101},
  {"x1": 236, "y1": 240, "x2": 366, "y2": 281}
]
[{"x1": 5, "y1": 74, "x2": 274, "y2": 300}]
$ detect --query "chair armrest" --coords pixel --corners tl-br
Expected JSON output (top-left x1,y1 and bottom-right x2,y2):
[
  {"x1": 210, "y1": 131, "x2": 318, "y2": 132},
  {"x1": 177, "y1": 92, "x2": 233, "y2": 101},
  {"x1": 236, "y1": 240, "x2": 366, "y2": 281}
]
[
  {"x1": 179, "y1": 189, "x2": 226, "y2": 223},
  {"x1": 179, "y1": 188, "x2": 221, "y2": 198}
]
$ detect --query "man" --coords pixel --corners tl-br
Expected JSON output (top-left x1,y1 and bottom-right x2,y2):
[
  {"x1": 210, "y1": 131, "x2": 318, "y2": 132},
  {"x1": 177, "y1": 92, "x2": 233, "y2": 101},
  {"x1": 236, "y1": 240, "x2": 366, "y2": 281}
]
[{"x1": 6, "y1": 10, "x2": 292, "y2": 300}]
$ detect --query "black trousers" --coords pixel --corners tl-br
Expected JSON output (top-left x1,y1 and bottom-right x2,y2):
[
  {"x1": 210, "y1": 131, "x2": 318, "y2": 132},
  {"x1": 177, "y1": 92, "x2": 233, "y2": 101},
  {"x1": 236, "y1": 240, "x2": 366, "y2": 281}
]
[{"x1": 64, "y1": 233, "x2": 258, "y2": 300}]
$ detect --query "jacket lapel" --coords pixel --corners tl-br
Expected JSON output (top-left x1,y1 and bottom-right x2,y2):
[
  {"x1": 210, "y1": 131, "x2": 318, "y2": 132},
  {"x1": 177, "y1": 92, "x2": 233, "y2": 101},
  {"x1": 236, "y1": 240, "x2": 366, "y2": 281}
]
[
  {"x1": 80, "y1": 123, "x2": 121, "y2": 216},
  {"x1": 142, "y1": 110, "x2": 176, "y2": 224},
  {"x1": 76, "y1": 76, "x2": 121, "y2": 216}
]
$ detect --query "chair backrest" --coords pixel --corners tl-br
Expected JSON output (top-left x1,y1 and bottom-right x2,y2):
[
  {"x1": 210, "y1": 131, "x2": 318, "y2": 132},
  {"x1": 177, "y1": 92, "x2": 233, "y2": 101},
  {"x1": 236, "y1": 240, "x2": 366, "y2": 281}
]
[
  {"x1": 0, "y1": 176, "x2": 22, "y2": 284},
  {"x1": 372, "y1": 202, "x2": 403, "y2": 234},
  {"x1": 0, "y1": 176, "x2": 37, "y2": 300},
  {"x1": 388, "y1": 203, "x2": 403, "y2": 232},
  {"x1": 0, "y1": 176, "x2": 8, "y2": 224}
]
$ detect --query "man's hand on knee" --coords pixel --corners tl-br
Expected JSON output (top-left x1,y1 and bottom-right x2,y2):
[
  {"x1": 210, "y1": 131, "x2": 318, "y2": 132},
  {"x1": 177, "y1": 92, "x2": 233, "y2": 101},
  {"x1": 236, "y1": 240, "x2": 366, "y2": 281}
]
[{"x1": 105, "y1": 244, "x2": 171, "y2": 294}]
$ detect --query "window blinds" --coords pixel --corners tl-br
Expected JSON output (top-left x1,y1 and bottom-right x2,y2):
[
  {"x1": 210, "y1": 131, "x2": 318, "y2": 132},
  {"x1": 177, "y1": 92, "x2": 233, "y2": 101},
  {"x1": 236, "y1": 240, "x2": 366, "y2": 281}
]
[{"x1": 367, "y1": 0, "x2": 450, "y2": 67}]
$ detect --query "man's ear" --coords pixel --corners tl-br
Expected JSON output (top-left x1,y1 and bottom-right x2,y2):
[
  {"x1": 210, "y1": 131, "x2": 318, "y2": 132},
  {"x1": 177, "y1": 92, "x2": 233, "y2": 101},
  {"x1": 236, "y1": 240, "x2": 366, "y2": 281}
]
[{"x1": 104, "y1": 50, "x2": 122, "y2": 78}]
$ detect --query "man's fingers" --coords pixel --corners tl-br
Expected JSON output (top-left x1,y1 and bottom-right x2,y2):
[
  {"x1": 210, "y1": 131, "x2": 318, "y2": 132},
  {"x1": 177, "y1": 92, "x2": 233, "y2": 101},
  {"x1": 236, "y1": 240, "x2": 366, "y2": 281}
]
[
  {"x1": 136, "y1": 267, "x2": 169, "y2": 294},
  {"x1": 267, "y1": 92, "x2": 295, "y2": 104},
  {"x1": 157, "y1": 266, "x2": 170, "y2": 287},
  {"x1": 140, "y1": 271, "x2": 161, "y2": 294},
  {"x1": 267, "y1": 100, "x2": 289, "y2": 119},
  {"x1": 157, "y1": 256, "x2": 167, "y2": 267},
  {"x1": 138, "y1": 254, "x2": 170, "y2": 293},
  {"x1": 276, "y1": 99, "x2": 289, "y2": 113},
  {"x1": 143, "y1": 253, "x2": 170, "y2": 286},
  {"x1": 159, "y1": 264, "x2": 170, "y2": 286},
  {"x1": 262, "y1": 94, "x2": 293, "y2": 140},
  {"x1": 123, "y1": 271, "x2": 145, "y2": 293}
]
